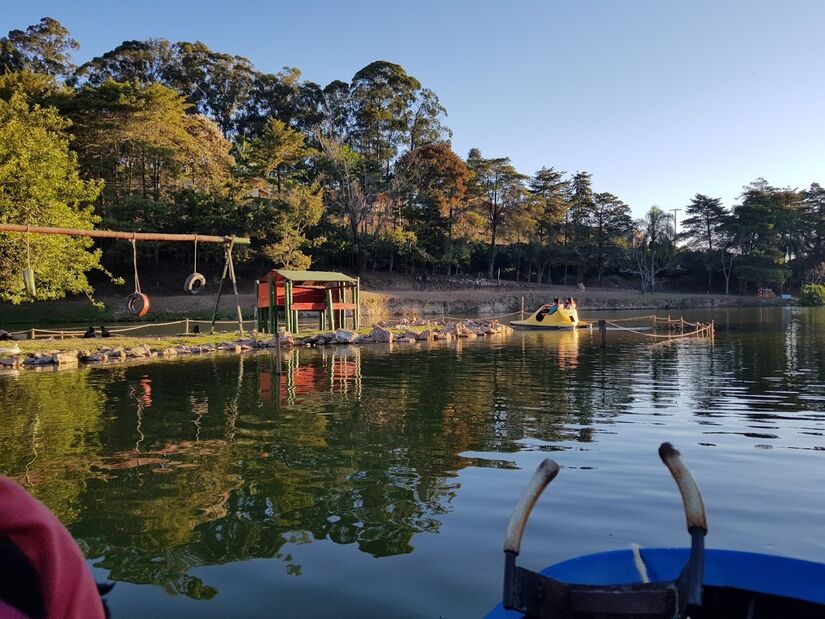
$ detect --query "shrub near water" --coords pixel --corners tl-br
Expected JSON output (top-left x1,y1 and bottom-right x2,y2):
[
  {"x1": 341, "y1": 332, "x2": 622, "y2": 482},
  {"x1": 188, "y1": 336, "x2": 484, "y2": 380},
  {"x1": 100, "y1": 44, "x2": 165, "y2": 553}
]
[{"x1": 799, "y1": 284, "x2": 825, "y2": 306}]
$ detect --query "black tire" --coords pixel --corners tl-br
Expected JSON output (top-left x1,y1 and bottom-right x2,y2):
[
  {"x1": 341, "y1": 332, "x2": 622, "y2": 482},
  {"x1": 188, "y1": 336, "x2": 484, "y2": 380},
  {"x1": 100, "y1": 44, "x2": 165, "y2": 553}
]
[{"x1": 184, "y1": 272, "x2": 206, "y2": 295}]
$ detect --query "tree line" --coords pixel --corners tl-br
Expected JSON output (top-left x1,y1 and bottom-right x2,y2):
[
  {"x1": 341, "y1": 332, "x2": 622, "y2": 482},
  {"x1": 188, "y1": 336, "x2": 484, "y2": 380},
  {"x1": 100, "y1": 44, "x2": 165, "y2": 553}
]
[{"x1": 1, "y1": 17, "x2": 824, "y2": 302}]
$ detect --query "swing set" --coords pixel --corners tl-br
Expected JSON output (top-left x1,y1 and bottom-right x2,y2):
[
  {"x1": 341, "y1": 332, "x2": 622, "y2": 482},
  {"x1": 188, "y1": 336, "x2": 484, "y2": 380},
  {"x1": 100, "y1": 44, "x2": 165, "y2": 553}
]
[{"x1": 0, "y1": 224, "x2": 251, "y2": 334}]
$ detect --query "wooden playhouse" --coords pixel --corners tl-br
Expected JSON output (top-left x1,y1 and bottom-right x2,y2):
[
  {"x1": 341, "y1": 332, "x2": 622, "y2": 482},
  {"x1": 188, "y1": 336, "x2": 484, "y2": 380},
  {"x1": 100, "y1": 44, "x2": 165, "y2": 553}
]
[{"x1": 256, "y1": 269, "x2": 360, "y2": 335}]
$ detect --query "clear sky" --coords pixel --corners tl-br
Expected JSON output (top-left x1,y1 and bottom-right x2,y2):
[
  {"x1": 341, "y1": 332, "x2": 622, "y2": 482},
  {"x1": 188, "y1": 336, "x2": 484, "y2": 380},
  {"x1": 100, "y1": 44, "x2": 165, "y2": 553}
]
[{"x1": 5, "y1": 0, "x2": 825, "y2": 216}]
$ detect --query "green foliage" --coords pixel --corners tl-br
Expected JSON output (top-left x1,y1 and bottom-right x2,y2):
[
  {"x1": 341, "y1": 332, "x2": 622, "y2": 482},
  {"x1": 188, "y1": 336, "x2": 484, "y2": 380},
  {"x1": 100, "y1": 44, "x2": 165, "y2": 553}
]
[
  {"x1": 799, "y1": 284, "x2": 825, "y2": 306},
  {"x1": 0, "y1": 94, "x2": 103, "y2": 302},
  {"x1": 4, "y1": 15, "x2": 825, "y2": 294},
  {"x1": 0, "y1": 17, "x2": 78, "y2": 78}
]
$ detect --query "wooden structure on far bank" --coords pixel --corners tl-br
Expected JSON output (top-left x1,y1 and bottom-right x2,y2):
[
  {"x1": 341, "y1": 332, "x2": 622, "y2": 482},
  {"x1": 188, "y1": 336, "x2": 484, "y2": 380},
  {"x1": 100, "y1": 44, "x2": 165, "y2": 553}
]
[{"x1": 256, "y1": 270, "x2": 360, "y2": 335}]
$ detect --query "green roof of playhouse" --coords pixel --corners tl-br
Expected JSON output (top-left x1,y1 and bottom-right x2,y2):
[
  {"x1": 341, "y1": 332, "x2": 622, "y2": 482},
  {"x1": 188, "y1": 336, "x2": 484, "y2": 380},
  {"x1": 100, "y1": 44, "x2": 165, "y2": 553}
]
[{"x1": 273, "y1": 269, "x2": 357, "y2": 283}]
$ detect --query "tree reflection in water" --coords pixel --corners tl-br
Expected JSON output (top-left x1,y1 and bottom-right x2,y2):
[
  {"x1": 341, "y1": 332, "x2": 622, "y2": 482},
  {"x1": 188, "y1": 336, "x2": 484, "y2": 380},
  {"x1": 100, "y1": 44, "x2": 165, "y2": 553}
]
[{"x1": 1, "y1": 309, "x2": 824, "y2": 601}]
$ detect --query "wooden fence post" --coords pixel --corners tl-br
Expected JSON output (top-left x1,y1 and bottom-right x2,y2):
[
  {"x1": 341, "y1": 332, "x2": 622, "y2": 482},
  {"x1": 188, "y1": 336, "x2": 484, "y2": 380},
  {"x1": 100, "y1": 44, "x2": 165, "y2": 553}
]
[
  {"x1": 521, "y1": 296, "x2": 525, "y2": 320},
  {"x1": 598, "y1": 320, "x2": 607, "y2": 348}
]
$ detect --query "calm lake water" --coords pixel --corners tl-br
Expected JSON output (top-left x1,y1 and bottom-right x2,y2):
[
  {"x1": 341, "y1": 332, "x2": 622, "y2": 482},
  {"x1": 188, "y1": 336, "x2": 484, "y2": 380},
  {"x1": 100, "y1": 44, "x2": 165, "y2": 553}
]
[{"x1": 1, "y1": 307, "x2": 824, "y2": 617}]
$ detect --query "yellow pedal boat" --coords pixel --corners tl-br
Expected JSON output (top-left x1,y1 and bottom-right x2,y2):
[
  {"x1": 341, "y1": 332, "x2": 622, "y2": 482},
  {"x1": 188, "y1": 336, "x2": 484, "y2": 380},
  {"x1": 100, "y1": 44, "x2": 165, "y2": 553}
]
[{"x1": 510, "y1": 304, "x2": 588, "y2": 330}]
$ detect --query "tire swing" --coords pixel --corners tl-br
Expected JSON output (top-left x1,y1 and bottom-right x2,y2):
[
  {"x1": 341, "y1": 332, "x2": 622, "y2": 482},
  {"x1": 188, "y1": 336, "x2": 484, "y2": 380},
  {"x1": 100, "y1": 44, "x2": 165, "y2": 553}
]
[
  {"x1": 184, "y1": 236, "x2": 206, "y2": 295},
  {"x1": 127, "y1": 237, "x2": 150, "y2": 318}
]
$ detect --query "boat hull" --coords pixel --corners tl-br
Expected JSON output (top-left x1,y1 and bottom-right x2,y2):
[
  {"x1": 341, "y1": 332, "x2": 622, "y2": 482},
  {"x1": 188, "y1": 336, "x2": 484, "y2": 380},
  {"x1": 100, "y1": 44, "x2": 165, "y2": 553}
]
[
  {"x1": 485, "y1": 548, "x2": 825, "y2": 618},
  {"x1": 510, "y1": 305, "x2": 581, "y2": 330}
]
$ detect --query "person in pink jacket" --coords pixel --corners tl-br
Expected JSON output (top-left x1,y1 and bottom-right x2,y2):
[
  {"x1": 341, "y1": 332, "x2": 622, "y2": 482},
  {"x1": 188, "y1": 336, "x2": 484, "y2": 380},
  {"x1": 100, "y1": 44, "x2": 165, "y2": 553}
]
[{"x1": 0, "y1": 477, "x2": 109, "y2": 619}]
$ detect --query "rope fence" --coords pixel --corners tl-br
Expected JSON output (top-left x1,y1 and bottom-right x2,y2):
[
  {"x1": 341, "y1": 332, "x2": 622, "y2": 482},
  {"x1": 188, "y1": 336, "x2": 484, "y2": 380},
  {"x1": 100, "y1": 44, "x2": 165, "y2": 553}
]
[{"x1": 9, "y1": 319, "x2": 258, "y2": 340}]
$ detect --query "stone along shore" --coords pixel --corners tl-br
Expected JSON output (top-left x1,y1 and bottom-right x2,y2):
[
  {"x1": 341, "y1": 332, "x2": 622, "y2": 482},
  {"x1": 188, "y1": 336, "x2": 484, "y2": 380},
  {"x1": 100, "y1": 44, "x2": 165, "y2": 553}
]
[{"x1": 0, "y1": 319, "x2": 512, "y2": 371}]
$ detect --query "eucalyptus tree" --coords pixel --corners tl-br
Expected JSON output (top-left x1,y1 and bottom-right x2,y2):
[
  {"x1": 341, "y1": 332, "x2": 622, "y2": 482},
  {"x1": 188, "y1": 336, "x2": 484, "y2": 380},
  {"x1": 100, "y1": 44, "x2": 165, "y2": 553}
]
[
  {"x1": 350, "y1": 61, "x2": 420, "y2": 176},
  {"x1": 71, "y1": 39, "x2": 175, "y2": 86},
  {"x1": 320, "y1": 80, "x2": 352, "y2": 141},
  {"x1": 0, "y1": 17, "x2": 78, "y2": 79}
]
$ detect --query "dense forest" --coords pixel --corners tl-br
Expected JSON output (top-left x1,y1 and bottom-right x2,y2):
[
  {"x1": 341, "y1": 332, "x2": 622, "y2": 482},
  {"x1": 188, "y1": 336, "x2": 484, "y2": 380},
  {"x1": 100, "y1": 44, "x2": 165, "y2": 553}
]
[{"x1": 1, "y1": 17, "x2": 824, "y2": 303}]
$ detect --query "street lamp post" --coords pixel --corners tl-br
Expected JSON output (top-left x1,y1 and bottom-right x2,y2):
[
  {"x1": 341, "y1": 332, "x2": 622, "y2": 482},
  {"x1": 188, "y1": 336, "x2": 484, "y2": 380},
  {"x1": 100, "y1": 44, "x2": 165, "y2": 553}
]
[{"x1": 670, "y1": 208, "x2": 682, "y2": 242}]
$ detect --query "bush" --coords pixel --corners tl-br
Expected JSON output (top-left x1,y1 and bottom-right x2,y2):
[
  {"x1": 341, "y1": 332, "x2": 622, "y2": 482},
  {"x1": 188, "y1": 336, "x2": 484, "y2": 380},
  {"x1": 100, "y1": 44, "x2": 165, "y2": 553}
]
[{"x1": 799, "y1": 284, "x2": 825, "y2": 306}]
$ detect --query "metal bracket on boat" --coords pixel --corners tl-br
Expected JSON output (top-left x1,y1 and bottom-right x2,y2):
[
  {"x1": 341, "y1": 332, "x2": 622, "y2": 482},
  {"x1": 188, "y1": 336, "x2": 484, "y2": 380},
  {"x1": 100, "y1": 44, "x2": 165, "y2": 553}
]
[{"x1": 501, "y1": 442, "x2": 708, "y2": 618}]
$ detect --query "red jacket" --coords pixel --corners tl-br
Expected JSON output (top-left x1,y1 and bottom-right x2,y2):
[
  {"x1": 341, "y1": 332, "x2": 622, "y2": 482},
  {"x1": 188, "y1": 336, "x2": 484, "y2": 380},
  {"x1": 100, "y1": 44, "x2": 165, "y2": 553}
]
[{"x1": 0, "y1": 477, "x2": 105, "y2": 619}]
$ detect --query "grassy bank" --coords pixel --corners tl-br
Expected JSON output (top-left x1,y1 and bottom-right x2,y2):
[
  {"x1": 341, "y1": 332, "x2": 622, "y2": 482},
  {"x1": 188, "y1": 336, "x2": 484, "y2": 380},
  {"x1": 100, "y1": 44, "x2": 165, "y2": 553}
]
[{"x1": 0, "y1": 286, "x2": 785, "y2": 330}]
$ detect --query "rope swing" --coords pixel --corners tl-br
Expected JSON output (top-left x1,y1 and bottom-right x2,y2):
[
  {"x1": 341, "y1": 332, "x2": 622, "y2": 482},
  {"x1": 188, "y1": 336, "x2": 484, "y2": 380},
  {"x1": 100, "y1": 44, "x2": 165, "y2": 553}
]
[
  {"x1": 184, "y1": 235, "x2": 206, "y2": 295},
  {"x1": 22, "y1": 225, "x2": 37, "y2": 297},
  {"x1": 127, "y1": 236, "x2": 150, "y2": 317}
]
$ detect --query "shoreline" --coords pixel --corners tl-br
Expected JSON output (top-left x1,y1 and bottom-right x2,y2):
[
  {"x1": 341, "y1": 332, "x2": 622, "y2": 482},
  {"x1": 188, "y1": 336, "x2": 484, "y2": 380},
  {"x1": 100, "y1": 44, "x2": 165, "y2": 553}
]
[
  {"x1": 0, "y1": 319, "x2": 512, "y2": 372},
  {"x1": 0, "y1": 287, "x2": 786, "y2": 328}
]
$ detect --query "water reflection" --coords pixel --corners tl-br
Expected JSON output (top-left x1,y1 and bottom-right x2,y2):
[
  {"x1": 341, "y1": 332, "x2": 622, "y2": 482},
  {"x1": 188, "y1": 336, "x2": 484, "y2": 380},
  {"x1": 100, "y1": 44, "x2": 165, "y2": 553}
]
[{"x1": 0, "y1": 308, "x2": 823, "y2": 614}]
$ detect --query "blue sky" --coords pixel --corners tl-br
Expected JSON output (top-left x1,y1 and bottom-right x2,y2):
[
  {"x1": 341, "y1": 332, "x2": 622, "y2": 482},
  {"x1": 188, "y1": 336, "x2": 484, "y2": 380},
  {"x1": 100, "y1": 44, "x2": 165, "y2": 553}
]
[{"x1": 5, "y1": 0, "x2": 824, "y2": 216}]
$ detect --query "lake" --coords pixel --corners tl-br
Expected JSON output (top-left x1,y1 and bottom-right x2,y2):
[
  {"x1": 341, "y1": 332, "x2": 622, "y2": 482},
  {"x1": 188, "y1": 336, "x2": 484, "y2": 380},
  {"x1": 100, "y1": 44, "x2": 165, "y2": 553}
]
[{"x1": 1, "y1": 307, "x2": 824, "y2": 617}]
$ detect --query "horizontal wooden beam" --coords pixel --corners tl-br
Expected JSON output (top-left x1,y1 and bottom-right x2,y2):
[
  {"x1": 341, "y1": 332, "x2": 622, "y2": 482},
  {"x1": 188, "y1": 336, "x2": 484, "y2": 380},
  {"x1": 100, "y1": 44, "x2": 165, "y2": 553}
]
[{"x1": 0, "y1": 224, "x2": 250, "y2": 245}]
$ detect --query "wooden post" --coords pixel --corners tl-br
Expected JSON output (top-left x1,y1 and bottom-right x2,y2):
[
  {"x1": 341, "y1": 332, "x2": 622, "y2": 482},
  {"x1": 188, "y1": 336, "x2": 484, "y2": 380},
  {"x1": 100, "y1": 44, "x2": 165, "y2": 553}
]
[
  {"x1": 185, "y1": 318, "x2": 190, "y2": 334},
  {"x1": 274, "y1": 332, "x2": 282, "y2": 374},
  {"x1": 521, "y1": 296, "x2": 525, "y2": 320},
  {"x1": 29, "y1": 329, "x2": 35, "y2": 340},
  {"x1": 326, "y1": 287, "x2": 335, "y2": 331},
  {"x1": 598, "y1": 319, "x2": 607, "y2": 348},
  {"x1": 354, "y1": 278, "x2": 361, "y2": 330},
  {"x1": 268, "y1": 276, "x2": 276, "y2": 335},
  {"x1": 284, "y1": 280, "x2": 293, "y2": 334},
  {"x1": 680, "y1": 317, "x2": 684, "y2": 334}
]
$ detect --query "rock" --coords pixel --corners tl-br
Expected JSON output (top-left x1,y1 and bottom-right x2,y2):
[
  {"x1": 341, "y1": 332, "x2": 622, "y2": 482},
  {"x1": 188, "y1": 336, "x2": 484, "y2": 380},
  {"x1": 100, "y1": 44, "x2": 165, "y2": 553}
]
[
  {"x1": 0, "y1": 356, "x2": 21, "y2": 367},
  {"x1": 223, "y1": 344, "x2": 242, "y2": 354},
  {"x1": 334, "y1": 329, "x2": 359, "y2": 344},
  {"x1": 433, "y1": 331, "x2": 452, "y2": 340},
  {"x1": 238, "y1": 338, "x2": 257, "y2": 349},
  {"x1": 577, "y1": 282, "x2": 586, "y2": 290},
  {"x1": 368, "y1": 326, "x2": 393, "y2": 343},
  {"x1": 415, "y1": 329, "x2": 433, "y2": 341},
  {"x1": 82, "y1": 352, "x2": 106, "y2": 363},
  {"x1": 52, "y1": 351, "x2": 79, "y2": 366},
  {"x1": 25, "y1": 354, "x2": 54, "y2": 366},
  {"x1": 161, "y1": 348, "x2": 178, "y2": 357},
  {"x1": 107, "y1": 347, "x2": 126, "y2": 360},
  {"x1": 175, "y1": 346, "x2": 191, "y2": 354}
]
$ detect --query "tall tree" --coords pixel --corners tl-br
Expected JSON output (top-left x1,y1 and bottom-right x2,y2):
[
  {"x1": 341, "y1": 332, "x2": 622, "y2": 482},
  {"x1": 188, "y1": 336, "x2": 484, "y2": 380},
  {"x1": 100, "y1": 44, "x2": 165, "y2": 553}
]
[
  {"x1": 529, "y1": 167, "x2": 570, "y2": 283},
  {"x1": 728, "y1": 179, "x2": 801, "y2": 292},
  {"x1": 72, "y1": 39, "x2": 175, "y2": 86},
  {"x1": 801, "y1": 183, "x2": 825, "y2": 267},
  {"x1": 592, "y1": 192, "x2": 632, "y2": 286},
  {"x1": 350, "y1": 61, "x2": 420, "y2": 175},
  {"x1": 567, "y1": 171, "x2": 596, "y2": 284},
  {"x1": 0, "y1": 17, "x2": 78, "y2": 79},
  {"x1": 63, "y1": 81, "x2": 233, "y2": 226},
  {"x1": 395, "y1": 143, "x2": 469, "y2": 272},
  {"x1": 630, "y1": 206, "x2": 674, "y2": 293},
  {"x1": 466, "y1": 149, "x2": 527, "y2": 278},
  {"x1": 0, "y1": 94, "x2": 103, "y2": 302},
  {"x1": 680, "y1": 194, "x2": 728, "y2": 291}
]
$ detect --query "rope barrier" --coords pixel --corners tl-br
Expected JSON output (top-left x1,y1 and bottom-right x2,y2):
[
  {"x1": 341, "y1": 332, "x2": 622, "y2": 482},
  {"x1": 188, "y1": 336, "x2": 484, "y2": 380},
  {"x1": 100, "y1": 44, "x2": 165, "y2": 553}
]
[{"x1": 605, "y1": 320, "x2": 714, "y2": 340}]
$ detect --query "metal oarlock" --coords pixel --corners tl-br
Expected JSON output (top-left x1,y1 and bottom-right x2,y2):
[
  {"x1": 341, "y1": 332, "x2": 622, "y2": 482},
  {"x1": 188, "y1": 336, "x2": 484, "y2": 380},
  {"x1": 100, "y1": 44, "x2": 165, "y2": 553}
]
[{"x1": 502, "y1": 443, "x2": 708, "y2": 618}]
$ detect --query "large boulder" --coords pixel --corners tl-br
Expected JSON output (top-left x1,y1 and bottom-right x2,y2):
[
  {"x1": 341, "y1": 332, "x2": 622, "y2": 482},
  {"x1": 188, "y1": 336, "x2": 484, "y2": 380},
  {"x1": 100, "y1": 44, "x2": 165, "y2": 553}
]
[
  {"x1": 369, "y1": 326, "x2": 393, "y2": 343},
  {"x1": 52, "y1": 351, "x2": 79, "y2": 366},
  {"x1": 415, "y1": 329, "x2": 433, "y2": 341},
  {"x1": 334, "y1": 329, "x2": 359, "y2": 344}
]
